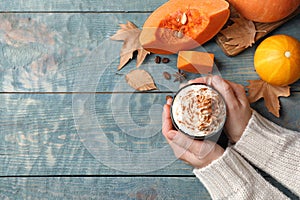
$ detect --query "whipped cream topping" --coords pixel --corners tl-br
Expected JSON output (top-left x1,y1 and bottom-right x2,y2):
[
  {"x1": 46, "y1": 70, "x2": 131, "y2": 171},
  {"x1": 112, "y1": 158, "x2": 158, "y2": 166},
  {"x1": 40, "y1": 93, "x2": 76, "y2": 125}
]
[{"x1": 172, "y1": 84, "x2": 226, "y2": 137}]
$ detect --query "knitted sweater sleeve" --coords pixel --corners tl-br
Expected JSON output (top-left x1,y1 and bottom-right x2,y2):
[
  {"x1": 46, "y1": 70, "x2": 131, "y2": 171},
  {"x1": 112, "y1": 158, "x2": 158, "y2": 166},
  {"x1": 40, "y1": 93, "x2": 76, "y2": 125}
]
[
  {"x1": 193, "y1": 147, "x2": 288, "y2": 200},
  {"x1": 233, "y1": 110, "x2": 300, "y2": 197}
]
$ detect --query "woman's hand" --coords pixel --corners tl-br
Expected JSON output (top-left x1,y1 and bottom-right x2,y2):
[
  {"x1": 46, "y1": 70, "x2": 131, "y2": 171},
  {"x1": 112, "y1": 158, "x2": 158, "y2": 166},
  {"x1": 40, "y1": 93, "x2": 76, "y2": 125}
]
[
  {"x1": 162, "y1": 97, "x2": 225, "y2": 168},
  {"x1": 161, "y1": 75, "x2": 252, "y2": 169},
  {"x1": 189, "y1": 75, "x2": 252, "y2": 143}
]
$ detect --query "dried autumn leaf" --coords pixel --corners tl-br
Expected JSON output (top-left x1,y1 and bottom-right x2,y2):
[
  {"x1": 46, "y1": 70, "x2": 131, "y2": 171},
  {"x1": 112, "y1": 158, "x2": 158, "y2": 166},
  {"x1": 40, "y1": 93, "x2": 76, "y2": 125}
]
[
  {"x1": 110, "y1": 21, "x2": 150, "y2": 70},
  {"x1": 125, "y1": 69, "x2": 157, "y2": 91},
  {"x1": 220, "y1": 17, "x2": 258, "y2": 48},
  {"x1": 247, "y1": 79, "x2": 290, "y2": 117}
]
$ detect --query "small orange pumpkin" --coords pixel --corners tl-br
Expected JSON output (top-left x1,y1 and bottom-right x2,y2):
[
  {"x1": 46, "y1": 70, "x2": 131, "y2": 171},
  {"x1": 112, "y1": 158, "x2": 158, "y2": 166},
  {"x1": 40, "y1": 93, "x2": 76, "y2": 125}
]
[
  {"x1": 254, "y1": 35, "x2": 300, "y2": 86},
  {"x1": 227, "y1": 0, "x2": 300, "y2": 23}
]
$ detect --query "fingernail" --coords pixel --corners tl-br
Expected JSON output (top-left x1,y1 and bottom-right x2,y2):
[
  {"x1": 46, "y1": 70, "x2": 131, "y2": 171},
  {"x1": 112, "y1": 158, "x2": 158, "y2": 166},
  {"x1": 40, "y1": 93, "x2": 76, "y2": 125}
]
[
  {"x1": 166, "y1": 96, "x2": 173, "y2": 105},
  {"x1": 166, "y1": 95, "x2": 172, "y2": 101},
  {"x1": 166, "y1": 131, "x2": 177, "y2": 140}
]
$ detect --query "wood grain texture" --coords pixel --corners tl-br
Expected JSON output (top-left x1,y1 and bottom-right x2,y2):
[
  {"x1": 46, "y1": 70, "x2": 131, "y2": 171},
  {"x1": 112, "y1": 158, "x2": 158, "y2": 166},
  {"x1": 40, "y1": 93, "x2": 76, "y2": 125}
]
[
  {"x1": 0, "y1": 0, "x2": 167, "y2": 12},
  {"x1": 0, "y1": 177, "x2": 210, "y2": 200},
  {"x1": 0, "y1": 93, "x2": 191, "y2": 176},
  {"x1": 1, "y1": 93, "x2": 300, "y2": 176},
  {"x1": 0, "y1": 2, "x2": 299, "y2": 199},
  {"x1": 0, "y1": 13, "x2": 299, "y2": 93}
]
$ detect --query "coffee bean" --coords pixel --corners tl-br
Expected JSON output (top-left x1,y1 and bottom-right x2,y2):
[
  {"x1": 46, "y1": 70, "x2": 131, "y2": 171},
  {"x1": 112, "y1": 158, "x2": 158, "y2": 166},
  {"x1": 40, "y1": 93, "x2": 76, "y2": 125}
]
[
  {"x1": 155, "y1": 56, "x2": 161, "y2": 64},
  {"x1": 162, "y1": 57, "x2": 170, "y2": 63}
]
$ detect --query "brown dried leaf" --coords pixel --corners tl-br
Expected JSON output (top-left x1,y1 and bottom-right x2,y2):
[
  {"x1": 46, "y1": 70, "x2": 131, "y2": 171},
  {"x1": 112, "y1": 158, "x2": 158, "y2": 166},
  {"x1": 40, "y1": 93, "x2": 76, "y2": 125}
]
[
  {"x1": 247, "y1": 80, "x2": 290, "y2": 117},
  {"x1": 110, "y1": 21, "x2": 150, "y2": 70},
  {"x1": 125, "y1": 69, "x2": 157, "y2": 91},
  {"x1": 221, "y1": 17, "x2": 257, "y2": 48}
]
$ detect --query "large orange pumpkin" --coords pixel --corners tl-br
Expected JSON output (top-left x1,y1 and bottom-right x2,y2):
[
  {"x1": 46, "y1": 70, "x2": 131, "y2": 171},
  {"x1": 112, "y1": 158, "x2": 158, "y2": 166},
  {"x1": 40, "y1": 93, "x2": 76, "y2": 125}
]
[
  {"x1": 227, "y1": 0, "x2": 300, "y2": 23},
  {"x1": 254, "y1": 35, "x2": 300, "y2": 86},
  {"x1": 139, "y1": 0, "x2": 230, "y2": 54}
]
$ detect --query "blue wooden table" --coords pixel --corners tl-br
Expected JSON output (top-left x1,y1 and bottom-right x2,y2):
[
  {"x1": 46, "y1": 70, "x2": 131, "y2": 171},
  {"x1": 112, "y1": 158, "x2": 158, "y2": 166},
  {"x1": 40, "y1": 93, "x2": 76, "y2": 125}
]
[{"x1": 0, "y1": 1, "x2": 299, "y2": 199}]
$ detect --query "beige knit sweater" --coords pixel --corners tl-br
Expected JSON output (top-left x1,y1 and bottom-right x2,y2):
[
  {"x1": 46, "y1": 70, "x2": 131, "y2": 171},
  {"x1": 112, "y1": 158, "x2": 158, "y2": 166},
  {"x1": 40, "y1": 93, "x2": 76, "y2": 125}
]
[{"x1": 193, "y1": 110, "x2": 300, "y2": 200}]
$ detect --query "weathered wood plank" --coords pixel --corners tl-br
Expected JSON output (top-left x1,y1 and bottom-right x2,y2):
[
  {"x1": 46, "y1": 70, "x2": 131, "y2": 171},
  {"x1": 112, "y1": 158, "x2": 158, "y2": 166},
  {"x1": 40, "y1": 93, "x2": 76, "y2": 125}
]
[
  {"x1": 0, "y1": 93, "x2": 192, "y2": 176},
  {"x1": 0, "y1": 0, "x2": 167, "y2": 12},
  {"x1": 0, "y1": 177, "x2": 211, "y2": 200},
  {"x1": 1, "y1": 1, "x2": 298, "y2": 199},
  {"x1": 0, "y1": 92, "x2": 299, "y2": 176},
  {"x1": 0, "y1": 13, "x2": 299, "y2": 92}
]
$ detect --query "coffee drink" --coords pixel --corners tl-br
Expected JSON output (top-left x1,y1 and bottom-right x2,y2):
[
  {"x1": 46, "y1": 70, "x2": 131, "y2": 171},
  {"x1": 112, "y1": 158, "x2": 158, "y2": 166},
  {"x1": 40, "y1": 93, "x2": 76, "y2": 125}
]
[{"x1": 171, "y1": 83, "x2": 226, "y2": 139}]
